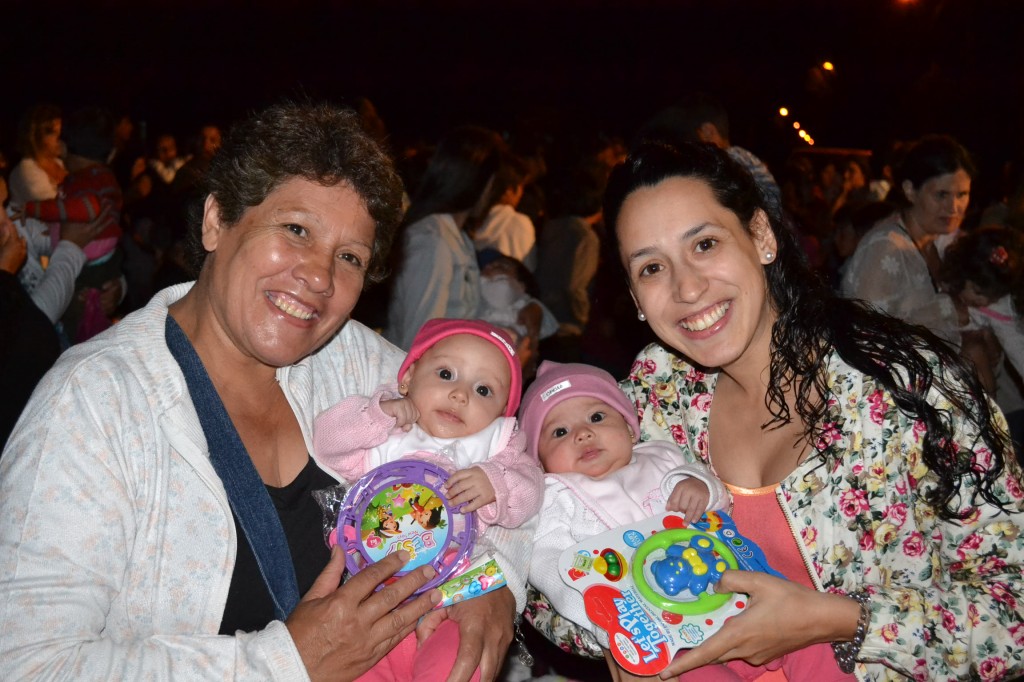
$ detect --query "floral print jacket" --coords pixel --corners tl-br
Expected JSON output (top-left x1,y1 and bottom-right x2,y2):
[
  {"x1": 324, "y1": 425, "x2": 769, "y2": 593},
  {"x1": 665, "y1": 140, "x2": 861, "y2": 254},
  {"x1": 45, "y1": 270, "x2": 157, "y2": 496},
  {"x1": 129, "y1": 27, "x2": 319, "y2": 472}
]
[{"x1": 619, "y1": 343, "x2": 1024, "y2": 682}]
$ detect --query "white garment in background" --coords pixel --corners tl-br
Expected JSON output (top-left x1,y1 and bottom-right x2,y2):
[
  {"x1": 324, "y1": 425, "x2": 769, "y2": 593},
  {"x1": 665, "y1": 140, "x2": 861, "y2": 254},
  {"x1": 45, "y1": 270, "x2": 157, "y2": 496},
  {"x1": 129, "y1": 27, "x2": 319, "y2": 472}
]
[
  {"x1": 386, "y1": 213, "x2": 480, "y2": 350},
  {"x1": 7, "y1": 157, "x2": 62, "y2": 205},
  {"x1": 474, "y1": 204, "x2": 537, "y2": 270},
  {"x1": 7, "y1": 206, "x2": 86, "y2": 323},
  {"x1": 841, "y1": 213, "x2": 961, "y2": 347}
]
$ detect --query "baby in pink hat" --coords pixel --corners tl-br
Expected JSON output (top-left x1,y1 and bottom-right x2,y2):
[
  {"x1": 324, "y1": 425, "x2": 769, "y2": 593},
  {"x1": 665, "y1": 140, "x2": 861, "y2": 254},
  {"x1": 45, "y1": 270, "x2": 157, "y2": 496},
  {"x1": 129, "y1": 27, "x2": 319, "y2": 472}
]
[
  {"x1": 522, "y1": 360, "x2": 729, "y2": 680},
  {"x1": 314, "y1": 318, "x2": 543, "y2": 680},
  {"x1": 314, "y1": 317, "x2": 542, "y2": 529}
]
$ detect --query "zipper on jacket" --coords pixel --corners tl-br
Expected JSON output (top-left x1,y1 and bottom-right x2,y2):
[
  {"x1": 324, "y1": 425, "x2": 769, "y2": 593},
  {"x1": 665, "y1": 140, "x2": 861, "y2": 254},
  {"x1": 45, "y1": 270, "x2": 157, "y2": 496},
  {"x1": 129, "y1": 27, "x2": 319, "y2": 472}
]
[
  {"x1": 776, "y1": 485, "x2": 866, "y2": 681},
  {"x1": 775, "y1": 485, "x2": 824, "y2": 593}
]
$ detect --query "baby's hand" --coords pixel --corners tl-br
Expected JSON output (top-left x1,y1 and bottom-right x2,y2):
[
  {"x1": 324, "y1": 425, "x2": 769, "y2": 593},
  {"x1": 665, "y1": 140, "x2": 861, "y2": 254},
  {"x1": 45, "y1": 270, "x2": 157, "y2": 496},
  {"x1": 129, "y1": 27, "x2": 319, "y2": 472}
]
[
  {"x1": 380, "y1": 398, "x2": 419, "y2": 431},
  {"x1": 444, "y1": 466, "x2": 495, "y2": 513},
  {"x1": 665, "y1": 478, "x2": 711, "y2": 525}
]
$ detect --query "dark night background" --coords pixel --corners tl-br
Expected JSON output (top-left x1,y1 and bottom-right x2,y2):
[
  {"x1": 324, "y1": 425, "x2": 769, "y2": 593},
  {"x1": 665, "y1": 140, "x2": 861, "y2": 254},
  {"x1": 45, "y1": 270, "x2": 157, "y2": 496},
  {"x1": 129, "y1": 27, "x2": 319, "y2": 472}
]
[{"x1": 5, "y1": 0, "x2": 1024, "y2": 201}]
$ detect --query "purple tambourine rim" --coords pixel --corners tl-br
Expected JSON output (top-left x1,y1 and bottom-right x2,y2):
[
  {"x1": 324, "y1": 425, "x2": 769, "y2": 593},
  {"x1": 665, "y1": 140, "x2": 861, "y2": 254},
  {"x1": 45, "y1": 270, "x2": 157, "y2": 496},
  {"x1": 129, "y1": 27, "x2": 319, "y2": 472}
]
[{"x1": 337, "y1": 459, "x2": 476, "y2": 594}]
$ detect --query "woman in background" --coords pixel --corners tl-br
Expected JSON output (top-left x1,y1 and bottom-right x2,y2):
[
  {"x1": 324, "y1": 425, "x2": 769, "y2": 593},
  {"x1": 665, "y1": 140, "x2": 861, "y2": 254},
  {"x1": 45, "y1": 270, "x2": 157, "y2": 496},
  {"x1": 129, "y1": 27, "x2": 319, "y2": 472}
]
[{"x1": 386, "y1": 126, "x2": 505, "y2": 350}]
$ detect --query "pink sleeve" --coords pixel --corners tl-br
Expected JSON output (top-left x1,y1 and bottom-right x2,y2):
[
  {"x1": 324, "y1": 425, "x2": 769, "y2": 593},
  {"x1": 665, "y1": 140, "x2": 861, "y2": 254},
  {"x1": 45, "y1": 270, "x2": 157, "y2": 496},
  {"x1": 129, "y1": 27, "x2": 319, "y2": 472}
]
[
  {"x1": 313, "y1": 387, "x2": 396, "y2": 482},
  {"x1": 473, "y1": 427, "x2": 544, "y2": 528}
]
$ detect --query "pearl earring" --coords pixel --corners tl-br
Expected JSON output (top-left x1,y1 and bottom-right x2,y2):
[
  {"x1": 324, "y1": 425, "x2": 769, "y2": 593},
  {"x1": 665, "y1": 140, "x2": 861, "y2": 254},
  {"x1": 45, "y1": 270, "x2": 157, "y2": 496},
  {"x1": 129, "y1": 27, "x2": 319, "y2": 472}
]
[
  {"x1": 764, "y1": 252, "x2": 774, "y2": 261},
  {"x1": 637, "y1": 310, "x2": 646, "y2": 322}
]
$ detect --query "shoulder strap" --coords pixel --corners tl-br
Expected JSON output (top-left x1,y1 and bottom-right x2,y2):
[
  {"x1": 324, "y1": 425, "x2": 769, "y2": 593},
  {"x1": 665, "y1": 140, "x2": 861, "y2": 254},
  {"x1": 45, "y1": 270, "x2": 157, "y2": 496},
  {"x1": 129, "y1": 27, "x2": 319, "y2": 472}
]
[{"x1": 165, "y1": 315, "x2": 299, "y2": 621}]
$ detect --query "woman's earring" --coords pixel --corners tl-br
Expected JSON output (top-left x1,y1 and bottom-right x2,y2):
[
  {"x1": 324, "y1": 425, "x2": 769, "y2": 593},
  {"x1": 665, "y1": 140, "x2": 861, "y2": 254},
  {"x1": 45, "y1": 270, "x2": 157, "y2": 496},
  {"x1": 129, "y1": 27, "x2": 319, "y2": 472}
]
[
  {"x1": 637, "y1": 310, "x2": 646, "y2": 322},
  {"x1": 764, "y1": 252, "x2": 774, "y2": 262}
]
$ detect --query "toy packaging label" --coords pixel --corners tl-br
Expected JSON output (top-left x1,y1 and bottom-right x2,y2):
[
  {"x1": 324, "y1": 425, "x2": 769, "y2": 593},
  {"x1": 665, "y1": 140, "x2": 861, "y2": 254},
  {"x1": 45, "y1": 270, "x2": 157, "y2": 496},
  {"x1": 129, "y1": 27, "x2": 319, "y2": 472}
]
[
  {"x1": 434, "y1": 552, "x2": 507, "y2": 609},
  {"x1": 359, "y1": 483, "x2": 449, "y2": 571},
  {"x1": 559, "y1": 510, "x2": 781, "y2": 676}
]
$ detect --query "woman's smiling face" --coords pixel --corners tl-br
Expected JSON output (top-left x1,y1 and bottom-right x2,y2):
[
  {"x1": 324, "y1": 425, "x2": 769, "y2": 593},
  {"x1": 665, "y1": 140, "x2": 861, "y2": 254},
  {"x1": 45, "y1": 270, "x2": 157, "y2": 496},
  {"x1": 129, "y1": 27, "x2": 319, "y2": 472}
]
[
  {"x1": 200, "y1": 176, "x2": 376, "y2": 369},
  {"x1": 617, "y1": 176, "x2": 777, "y2": 377}
]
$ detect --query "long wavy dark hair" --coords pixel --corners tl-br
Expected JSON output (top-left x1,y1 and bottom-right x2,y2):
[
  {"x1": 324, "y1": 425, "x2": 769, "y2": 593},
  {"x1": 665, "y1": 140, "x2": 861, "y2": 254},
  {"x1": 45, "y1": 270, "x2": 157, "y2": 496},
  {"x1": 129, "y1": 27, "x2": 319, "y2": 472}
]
[{"x1": 605, "y1": 142, "x2": 1012, "y2": 520}]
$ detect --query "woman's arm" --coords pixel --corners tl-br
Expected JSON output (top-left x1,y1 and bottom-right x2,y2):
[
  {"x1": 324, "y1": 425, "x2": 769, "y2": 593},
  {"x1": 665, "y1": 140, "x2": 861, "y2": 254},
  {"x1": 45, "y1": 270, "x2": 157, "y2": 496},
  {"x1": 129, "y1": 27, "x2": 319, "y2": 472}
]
[
  {"x1": 19, "y1": 232, "x2": 87, "y2": 323},
  {"x1": 0, "y1": 358, "x2": 306, "y2": 680}
]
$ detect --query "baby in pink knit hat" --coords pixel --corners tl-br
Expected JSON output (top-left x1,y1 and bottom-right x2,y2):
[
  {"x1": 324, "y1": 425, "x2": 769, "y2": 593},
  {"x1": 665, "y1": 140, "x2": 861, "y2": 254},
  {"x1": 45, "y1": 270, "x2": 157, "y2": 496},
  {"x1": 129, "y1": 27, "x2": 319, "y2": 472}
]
[
  {"x1": 314, "y1": 317, "x2": 542, "y2": 528},
  {"x1": 523, "y1": 360, "x2": 730, "y2": 682},
  {"x1": 313, "y1": 319, "x2": 543, "y2": 681}
]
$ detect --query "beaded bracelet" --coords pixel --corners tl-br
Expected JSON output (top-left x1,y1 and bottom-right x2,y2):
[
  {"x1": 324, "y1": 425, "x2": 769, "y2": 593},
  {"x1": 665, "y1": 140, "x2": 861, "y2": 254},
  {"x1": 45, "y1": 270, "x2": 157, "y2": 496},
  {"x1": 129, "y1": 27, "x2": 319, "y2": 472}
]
[{"x1": 832, "y1": 591, "x2": 871, "y2": 674}]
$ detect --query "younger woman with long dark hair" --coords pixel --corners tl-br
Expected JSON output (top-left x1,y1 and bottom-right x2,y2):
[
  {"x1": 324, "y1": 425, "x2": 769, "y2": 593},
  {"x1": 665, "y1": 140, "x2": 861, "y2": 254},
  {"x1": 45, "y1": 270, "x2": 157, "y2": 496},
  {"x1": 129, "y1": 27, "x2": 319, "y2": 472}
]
[{"x1": 605, "y1": 141, "x2": 1023, "y2": 680}]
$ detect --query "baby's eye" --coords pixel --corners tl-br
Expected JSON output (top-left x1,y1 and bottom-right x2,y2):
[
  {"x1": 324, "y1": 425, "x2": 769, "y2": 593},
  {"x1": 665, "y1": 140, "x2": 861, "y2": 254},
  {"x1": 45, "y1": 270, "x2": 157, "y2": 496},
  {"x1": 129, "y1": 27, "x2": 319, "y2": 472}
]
[
  {"x1": 438, "y1": 368, "x2": 453, "y2": 381},
  {"x1": 695, "y1": 238, "x2": 717, "y2": 253},
  {"x1": 552, "y1": 427, "x2": 568, "y2": 438},
  {"x1": 589, "y1": 411, "x2": 605, "y2": 423},
  {"x1": 475, "y1": 385, "x2": 493, "y2": 398}
]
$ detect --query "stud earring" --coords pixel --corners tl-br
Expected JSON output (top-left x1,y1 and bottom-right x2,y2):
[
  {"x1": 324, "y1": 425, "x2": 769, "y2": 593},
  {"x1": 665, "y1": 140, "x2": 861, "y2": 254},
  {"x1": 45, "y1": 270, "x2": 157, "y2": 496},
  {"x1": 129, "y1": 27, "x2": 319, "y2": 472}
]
[
  {"x1": 637, "y1": 310, "x2": 646, "y2": 322},
  {"x1": 764, "y1": 252, "x2": 775, "y2": 261},
  {"x1": 399, "y1": 383, "x2": 408, "y2": 393}
]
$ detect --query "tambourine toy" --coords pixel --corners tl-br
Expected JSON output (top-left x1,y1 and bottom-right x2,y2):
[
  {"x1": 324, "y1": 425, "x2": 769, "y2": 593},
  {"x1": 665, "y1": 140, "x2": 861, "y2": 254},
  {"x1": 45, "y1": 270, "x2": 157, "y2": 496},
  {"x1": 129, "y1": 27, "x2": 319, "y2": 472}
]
[
  {"x1": 560, "y1": 510, "x2": 782, "y2": 676},
  {"x1": 335, "y1": 460, "x2": 476, "y2": 595}
]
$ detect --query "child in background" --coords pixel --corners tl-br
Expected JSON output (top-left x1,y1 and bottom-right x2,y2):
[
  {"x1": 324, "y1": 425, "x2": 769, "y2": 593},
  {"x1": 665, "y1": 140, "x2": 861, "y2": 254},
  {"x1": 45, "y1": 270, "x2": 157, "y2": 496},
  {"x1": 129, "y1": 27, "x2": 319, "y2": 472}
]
[
  {"x1": 523, "y1": 361, "x2": 852, "y2": 682},
  {"x1": 313, "y1": 318, "x2": 543, "y2": 681},
  {"x1": 476, "y1": 249, "x2": 557, "y2": 380},
  {"x1": 20, "y1": 107, "x2": 124, "y2": 342},
  {"x1": 940, "y1": 226, "x2": 1024, "y2": 454}
]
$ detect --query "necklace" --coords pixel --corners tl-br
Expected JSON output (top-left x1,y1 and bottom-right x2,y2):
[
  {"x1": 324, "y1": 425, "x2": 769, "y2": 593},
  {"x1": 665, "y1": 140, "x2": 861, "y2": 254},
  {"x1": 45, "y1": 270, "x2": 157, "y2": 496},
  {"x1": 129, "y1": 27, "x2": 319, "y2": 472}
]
[{"x1": 896, "y1": 213, "x2": 942, "y2": 292}]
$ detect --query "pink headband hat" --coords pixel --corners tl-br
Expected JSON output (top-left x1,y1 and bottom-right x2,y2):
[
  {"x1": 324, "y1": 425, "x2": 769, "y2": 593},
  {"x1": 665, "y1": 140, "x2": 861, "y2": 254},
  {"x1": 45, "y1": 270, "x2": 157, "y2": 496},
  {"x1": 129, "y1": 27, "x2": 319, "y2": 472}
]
[
  {"x1": 519, "y1": 360, "x2": 640, "y2": 459},
  {"x1": 398, "y1": 318, "x2": 523, "y2": 417}
]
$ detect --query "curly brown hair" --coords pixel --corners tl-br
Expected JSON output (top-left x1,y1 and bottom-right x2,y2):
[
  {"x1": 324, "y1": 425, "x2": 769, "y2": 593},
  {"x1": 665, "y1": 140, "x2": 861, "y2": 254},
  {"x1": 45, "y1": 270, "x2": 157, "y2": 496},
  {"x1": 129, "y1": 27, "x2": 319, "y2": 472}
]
[{"x1": 186, "y1": 101, "x2": 404, "y2": 286}]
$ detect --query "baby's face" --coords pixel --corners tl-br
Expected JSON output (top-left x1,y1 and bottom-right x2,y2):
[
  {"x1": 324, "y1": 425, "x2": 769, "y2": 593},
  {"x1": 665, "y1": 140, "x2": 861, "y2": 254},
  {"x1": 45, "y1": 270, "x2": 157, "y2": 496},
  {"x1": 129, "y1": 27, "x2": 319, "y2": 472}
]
[
  {"x1": 538, "y1": 396, "x2": 634, "y2": 479},
  {"x1": 403, "y1": 334, "x2": 510, "y2": 439},
  {"x1": 481, "y1": 259, "x2": 517, "y2": 279},
  {"x1": 960, "y1": 281, "x2": 993, "y2": 308}
]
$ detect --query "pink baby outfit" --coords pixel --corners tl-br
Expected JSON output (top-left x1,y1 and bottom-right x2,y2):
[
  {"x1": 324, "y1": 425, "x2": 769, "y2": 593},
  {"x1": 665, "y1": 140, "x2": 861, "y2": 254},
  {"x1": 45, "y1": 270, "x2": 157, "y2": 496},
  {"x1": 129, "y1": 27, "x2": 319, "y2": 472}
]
[{"x1": 353, "y1": 620, "x2": 480, "y2": 682}]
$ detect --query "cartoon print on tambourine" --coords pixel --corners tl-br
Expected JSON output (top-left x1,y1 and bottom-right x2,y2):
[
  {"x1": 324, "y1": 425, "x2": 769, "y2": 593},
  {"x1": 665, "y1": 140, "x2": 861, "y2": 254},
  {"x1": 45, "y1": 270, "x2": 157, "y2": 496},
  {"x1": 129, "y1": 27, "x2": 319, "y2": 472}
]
[
  {"x1": 359, "y1": 483, "x2": 451, "y2": 569},
  {"x1": 337, "y1": 460, "x2": 475, "y2": 595}
]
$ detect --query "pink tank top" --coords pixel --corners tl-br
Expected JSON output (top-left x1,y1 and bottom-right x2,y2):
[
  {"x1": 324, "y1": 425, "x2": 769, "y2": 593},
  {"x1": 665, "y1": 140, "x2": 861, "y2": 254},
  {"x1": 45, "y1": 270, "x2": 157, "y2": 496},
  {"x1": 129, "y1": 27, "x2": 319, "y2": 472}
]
[
  {"x1": 720, "y1": 483, "x2": 852, "y2": 681},
  {"x1": 724, "y1": 482, "x2": 815, "y2": 588}
]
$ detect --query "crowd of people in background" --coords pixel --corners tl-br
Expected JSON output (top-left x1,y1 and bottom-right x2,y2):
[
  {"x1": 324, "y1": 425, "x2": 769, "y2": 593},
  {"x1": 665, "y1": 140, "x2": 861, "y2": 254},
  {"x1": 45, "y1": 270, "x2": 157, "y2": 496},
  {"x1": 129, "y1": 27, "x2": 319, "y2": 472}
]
[
  {"x1": 2, "y1": 94, "x2": 1023, "y2": 462},
  {"x1": 0, "y1": 92, "x2": 1022, "y2": 682}
]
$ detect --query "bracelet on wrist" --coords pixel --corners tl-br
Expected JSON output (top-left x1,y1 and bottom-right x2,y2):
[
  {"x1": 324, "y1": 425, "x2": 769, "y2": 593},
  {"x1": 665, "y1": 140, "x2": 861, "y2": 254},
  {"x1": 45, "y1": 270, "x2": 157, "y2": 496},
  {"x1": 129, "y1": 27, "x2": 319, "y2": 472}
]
[{"x1": 832, "y1": 590, "x2": 870, "y2": 674}]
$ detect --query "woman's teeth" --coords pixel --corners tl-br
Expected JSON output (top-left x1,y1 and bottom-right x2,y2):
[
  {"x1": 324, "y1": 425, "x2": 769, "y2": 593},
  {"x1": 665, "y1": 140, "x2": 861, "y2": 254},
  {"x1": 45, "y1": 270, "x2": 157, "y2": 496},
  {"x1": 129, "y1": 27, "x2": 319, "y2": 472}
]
[
  {"x1": 270, "y1": 295, "x2": 315, "y2": 320},
  {"x1": 682, "y1": 302, "x2": 729, "y2": 331}
]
